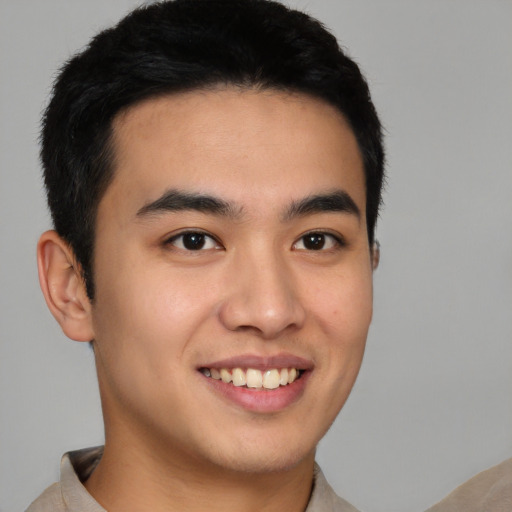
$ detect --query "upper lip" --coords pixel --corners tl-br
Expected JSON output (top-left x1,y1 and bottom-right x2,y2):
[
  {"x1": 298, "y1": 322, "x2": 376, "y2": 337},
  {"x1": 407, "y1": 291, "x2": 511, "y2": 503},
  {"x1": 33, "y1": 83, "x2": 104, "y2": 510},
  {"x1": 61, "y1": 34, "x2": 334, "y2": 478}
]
[{"x1": 199, "y1": 353, "x2": 314, "y2": 371}]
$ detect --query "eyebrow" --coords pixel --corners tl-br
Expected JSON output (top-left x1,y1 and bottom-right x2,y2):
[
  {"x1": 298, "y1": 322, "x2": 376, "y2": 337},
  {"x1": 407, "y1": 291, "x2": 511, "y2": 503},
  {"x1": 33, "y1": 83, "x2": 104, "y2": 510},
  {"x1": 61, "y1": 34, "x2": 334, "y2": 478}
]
[
  {"x1": 283, "y1": 190, "x2": 361, "y2": 221},
  {"x1": 136, "y1": 189, "x2": 242, "y2": 218},
  {"x1": 136, "y1": 188, "x2": 360, "y2": 222}
]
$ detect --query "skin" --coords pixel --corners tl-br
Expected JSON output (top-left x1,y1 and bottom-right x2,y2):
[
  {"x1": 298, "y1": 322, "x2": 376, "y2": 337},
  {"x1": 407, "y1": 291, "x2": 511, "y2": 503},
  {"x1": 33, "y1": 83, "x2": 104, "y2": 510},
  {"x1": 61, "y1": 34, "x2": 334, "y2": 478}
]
[{"x1": 38, "y1": 88, "x2": 376, "y2": 512}]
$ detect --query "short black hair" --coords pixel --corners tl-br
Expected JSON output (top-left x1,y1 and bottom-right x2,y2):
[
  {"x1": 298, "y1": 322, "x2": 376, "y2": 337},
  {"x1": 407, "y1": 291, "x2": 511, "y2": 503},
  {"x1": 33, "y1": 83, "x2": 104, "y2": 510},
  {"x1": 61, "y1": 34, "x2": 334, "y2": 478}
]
[{"x1": 41, "y1": 0, "x2": 385, "y2": 299}]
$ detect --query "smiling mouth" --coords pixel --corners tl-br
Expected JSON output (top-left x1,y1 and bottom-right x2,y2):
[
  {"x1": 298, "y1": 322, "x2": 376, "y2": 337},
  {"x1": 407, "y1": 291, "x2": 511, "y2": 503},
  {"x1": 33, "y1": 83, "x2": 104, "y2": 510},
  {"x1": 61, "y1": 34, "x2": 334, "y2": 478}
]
[{"x1": 199, "y1": 367, "x2": 304, "y2": 390}]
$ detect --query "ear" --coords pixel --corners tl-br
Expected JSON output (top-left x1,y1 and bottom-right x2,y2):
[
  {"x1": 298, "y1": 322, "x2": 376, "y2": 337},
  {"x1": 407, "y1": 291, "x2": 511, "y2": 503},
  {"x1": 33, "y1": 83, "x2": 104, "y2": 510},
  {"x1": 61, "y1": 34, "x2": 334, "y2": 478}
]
[
  {"x1": 371, "y1": 239, "x2": 380, "y2": 271},
  {"x1": 37, "y1": 230, "x2": 95, "y2": 342}
]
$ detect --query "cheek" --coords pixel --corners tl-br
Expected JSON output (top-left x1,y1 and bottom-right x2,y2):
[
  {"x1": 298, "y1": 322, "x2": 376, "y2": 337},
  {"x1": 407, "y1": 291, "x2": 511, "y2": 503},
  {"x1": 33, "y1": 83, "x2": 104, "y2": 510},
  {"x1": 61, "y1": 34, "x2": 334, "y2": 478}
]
[
  {"x1": 300, "y1": 273, "x2": 372, "y2": 437},
  {"x1": 308, "y1": 266, "x2": 374, "y2": 340},
  {"x1": 306, "y1": 265, "x2": 373, "y2": 397},
  {"x1": 90, "y1": 263, "x2": 218, "y2": 420},
  {"x1": 91, "y1": 260, "x2": 216, "y2": 374},
  {"x1": 324, "y1": 286, "x2": 371, "y2": 376}
]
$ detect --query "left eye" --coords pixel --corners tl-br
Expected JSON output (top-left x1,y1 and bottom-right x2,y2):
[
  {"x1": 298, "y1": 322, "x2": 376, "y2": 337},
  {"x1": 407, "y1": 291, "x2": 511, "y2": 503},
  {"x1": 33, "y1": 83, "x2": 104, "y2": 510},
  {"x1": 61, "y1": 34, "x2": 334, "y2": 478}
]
[
  {"x1": 166, "y1": 232, "x2": 220, "y2": 251},
  {"x1": 293, "y1": 232, "x2": 342, "y2": 251}
]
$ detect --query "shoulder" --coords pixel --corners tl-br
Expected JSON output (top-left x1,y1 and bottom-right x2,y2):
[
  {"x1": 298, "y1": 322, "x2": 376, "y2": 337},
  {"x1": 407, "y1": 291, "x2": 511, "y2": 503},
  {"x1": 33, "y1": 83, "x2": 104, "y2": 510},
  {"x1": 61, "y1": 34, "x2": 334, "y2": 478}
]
[
  {"x1": 25, "y1": 482, "x2": 65, "y2": 512},
  {"x1": 426, "y1": 457, "x2": 512, "y2": 512},
  {"x1": 25, "y1": 447, "x2": 105, "y2": 512},
  {"x1": 307, "y1": 464, "x2": 361, "y2": 512}
]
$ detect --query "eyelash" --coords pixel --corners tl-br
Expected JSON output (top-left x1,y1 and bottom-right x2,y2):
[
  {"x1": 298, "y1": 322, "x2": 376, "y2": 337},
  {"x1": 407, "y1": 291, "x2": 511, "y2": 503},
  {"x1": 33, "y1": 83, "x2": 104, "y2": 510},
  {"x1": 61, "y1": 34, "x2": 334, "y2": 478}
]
[
  {"x1": 292, "y1": 231, "x2": 346, "y2": 252},
  {"x1": 164, "y1": 229, "x2": 346, "y2": 253},
  {"x1": 164, "y1": 231, "x2": 222, "y2": 251}
]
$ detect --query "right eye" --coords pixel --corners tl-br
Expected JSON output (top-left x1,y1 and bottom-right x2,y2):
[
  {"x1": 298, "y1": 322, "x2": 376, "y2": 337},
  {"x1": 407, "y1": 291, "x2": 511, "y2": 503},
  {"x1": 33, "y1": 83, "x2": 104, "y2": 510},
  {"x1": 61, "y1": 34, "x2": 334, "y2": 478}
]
[
  {"x1": 293, "y1": 231, "x2": 345, "y2": 252},
  {"x1": 165, "y1": 231, "x2": 221, "y2": 251}
]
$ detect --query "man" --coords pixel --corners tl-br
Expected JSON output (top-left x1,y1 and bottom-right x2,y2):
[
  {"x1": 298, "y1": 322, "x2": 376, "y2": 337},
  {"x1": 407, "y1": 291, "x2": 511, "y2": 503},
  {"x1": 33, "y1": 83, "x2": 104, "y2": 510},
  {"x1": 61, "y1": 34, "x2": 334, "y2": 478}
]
[{"x1": 27, "y1": 0, "x2": 384, "y2": 510}]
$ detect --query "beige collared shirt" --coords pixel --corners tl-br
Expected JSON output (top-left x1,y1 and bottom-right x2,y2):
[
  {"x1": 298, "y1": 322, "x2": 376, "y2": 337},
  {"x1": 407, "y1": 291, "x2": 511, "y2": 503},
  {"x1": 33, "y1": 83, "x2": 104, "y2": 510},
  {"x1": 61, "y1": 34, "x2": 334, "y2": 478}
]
[
  {"x1": 26, "y1": 447, "x2": 360, "y2": 512},
  {"x1": 425, "y1": 457, "x2": 512, "y2": 512}
]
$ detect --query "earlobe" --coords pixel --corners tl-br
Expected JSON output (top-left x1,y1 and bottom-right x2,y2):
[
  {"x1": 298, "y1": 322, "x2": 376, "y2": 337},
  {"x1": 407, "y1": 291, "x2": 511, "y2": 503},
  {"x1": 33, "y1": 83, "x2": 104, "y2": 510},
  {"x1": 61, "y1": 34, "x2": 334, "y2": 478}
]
[
  {"x1": 37, "y1": 230, "x2": 95, "y2": 342},
  {"x1": 371, "y1": 239, "x2": 380, "y2": 271}
]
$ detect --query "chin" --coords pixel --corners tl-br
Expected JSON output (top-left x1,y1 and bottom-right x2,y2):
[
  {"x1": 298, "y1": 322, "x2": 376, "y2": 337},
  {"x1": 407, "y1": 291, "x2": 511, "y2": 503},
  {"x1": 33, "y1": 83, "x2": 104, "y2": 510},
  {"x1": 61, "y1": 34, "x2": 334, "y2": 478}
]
[
  {"x1": 202, "y1": 433, "x2": 317, "y2": 475},
  {"x1": 216, "y1": 451, "x2": 312, "y2": 475}
]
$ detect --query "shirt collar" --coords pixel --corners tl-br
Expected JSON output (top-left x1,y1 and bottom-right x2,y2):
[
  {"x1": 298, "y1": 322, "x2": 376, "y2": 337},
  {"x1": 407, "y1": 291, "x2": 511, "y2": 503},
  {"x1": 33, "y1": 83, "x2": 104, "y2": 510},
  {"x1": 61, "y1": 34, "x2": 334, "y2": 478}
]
[{"x1": 60, "y1": 446, "x2": 357, "y2": 512}]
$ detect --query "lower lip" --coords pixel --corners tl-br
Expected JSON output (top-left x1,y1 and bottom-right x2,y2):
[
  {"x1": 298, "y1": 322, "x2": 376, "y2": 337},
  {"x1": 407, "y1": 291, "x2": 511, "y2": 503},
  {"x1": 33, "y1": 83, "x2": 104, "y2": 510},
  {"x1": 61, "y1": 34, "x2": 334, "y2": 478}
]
[{"x1": 201, "y1": 371, "x2": 310, "y2": 413}]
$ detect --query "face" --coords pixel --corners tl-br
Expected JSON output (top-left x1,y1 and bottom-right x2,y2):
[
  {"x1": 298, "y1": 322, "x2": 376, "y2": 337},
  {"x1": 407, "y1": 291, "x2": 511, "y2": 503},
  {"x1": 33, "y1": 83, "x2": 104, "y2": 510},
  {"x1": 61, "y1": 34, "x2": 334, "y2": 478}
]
[{"x1": 90, "y1": 88, "x2": 374, "y2": 474}]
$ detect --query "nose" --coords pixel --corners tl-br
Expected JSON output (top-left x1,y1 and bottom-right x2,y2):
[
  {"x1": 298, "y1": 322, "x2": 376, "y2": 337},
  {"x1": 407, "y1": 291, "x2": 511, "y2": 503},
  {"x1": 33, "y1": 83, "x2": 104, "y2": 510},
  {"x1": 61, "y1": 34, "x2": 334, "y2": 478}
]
[{"x1": 218, "y1": 250, "x2": 306, "y2": 339}]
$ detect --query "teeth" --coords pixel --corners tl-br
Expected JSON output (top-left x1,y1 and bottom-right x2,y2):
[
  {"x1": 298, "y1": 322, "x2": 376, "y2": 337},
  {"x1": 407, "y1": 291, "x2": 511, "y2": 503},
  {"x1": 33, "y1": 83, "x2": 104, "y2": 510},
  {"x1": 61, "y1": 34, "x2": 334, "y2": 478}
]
[
  {"x1": 202, "y1": 367, "x2": 301, "y2": 389},
  {"x1": 220, "y1": 368, "x2": 232, "y2": 383},
  {"x1": 263, "y1": 369, "x2": 280, "y2": 389},
  {"x1": 232, "y1": 368, "x2": 246, "y2": 387},
  {"x1": 246, "y1": 368, "x2": 263, "y2": 388}
]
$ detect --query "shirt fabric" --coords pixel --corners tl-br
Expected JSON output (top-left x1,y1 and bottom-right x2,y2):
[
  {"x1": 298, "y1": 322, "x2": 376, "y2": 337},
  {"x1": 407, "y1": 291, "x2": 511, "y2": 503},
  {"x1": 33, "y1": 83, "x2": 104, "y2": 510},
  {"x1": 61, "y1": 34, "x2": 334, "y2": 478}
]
[
  {"x1": 425, "y1": 457, "x2": 512, "y2": 512},
  {"x1": 26, "y1": 446, "x2": 360, "y2": 512}
]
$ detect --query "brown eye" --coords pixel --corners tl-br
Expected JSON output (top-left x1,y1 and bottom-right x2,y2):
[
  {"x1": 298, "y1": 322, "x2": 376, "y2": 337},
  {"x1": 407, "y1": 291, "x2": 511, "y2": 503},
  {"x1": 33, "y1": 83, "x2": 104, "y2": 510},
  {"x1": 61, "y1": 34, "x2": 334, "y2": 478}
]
[
  {"x1": 167, "y1": 231, "x2": 220, "y2": 251},
  {"x1": 302, "y1": 233, "x2": 326, "y2": 250},
  {"x1": 293, "y1": 232, "x2": 342, "y2": 251}
]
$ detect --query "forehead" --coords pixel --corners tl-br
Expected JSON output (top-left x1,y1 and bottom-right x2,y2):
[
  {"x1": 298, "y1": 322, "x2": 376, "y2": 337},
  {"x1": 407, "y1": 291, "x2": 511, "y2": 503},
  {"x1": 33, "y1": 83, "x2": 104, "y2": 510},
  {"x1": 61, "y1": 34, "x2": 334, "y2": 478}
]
[{"x1": 104, "y1": 88, "x2": 365, "y2": 218}]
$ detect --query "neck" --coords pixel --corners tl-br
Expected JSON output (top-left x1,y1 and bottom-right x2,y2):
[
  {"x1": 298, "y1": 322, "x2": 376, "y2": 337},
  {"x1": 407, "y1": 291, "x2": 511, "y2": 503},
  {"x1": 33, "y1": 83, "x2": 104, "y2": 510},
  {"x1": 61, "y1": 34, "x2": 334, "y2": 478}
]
[{"x1": 85, "y1": 428, "x2": 315, "y2": 512}]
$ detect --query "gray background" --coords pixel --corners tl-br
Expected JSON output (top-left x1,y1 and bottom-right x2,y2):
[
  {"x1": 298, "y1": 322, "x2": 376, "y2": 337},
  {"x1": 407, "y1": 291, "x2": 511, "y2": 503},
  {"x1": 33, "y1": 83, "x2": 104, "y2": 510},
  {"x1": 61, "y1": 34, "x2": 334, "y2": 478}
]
[{"x1": 1, "y1": 1, "x2": 511, "y2": 511}]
